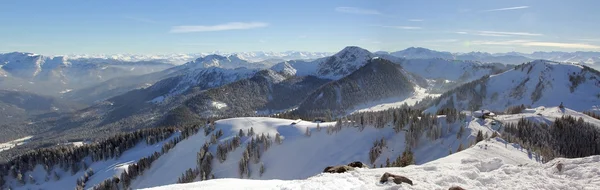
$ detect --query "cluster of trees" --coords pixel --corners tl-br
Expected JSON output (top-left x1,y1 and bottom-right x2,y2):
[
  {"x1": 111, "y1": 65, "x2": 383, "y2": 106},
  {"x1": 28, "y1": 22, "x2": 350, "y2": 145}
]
[
  {"x1": 0, "y1": 127, "x2": 180, "y2": 189},
  {"x1": 91, "y1": 124, "x2": 203, "y2": 190},
  {"x1": 385, "y1": 149, "x2": 415, "y2": 168},
  {"x1": 503, "y1": 116, "x2": 600, "y2": 162},
  {"x1": 75, "y1": 168, "x2": 95, "y2": 190},
  {"x1": 238, "y1": 133, "x2": 273, "y2": 178},
  {"x1": 583, "y1": 111, "x2": 600, "y2": 120},
  {"x1": 505, "y1": 104, "x2": 527, "y2": 114},
  {"x1": 368, "y1": 138, "x2": 387, "y2": 165}
]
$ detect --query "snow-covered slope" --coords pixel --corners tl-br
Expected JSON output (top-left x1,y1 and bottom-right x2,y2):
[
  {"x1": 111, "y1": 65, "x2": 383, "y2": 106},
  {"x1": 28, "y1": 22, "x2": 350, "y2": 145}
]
[
  {"x1": 144, "y1": 137, "x2": 600, "y2": 190},
  {"x1": 130, "y1": 114, "x2": 493, "y2": 189},
  {"x1": 3, "y1": 133, "x2": 180, "y2": 190},
  {"x1": 349, "y1": 86, "x2": 440, "y2": 114},
  {"x1": 427, "y1": 60, "x2": 600, "y2": 113},
  {"x1": 495, "y1": 106, "x2": 600, "y2": 127}
]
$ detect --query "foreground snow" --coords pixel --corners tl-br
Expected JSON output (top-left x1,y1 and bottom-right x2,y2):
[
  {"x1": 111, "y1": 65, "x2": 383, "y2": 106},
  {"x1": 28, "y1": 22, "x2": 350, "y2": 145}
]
[
  {"x1": 145, "y1": 138, "x2": 600, "y2": 190},
  {"x1": 131, "y1": 116, "x2": 493, "y2": 189}
]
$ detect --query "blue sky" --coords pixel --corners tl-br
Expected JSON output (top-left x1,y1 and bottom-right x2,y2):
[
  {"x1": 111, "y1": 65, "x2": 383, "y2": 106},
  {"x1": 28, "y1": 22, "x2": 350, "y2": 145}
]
[{"x1": 1, "y1": 0, "x2": 599, "y2": 54}]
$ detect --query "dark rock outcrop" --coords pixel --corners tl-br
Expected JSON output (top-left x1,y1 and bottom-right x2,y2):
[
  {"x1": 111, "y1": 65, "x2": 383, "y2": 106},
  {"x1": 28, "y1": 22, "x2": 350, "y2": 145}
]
[
  {"x1": 449, "y1": 186, "x2": 465, "y2": 190},
  {"x1": 347, "y1": 161, "x2": 368, "y2": 168},
  {"x1": 379, "y1": 172, "x2": 413, "y2": 185},
  {"x1": 323, "y1": 165, "x2": 355, "y2": 173}
]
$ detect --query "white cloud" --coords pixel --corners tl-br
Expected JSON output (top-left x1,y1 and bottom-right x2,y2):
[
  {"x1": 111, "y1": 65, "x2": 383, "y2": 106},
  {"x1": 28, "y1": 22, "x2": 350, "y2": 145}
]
[
  {"x1": 470, "y1": 40, "x2": 600, "y2": 49},
  {"x1": 456, "y1": 30, "x2": 542, "y2": 37},
  {"x1": 478, "y1": 30, "x2": 542, "y2": 36},
  {"x1": 335, "y1": 7, "x2": 381, "y2": 15},
  {"x1": 482, "y1": 6, "x2": 529, "y2": 12},
  {"x1": 382, "y1": 26, "x2": 422, "y2": 30},
  {"x1": 408, "y1": 19, "x2": 424, "y2": 22},
  {"x1": 170, "y1": 22, "x2": 269, "y2": 33}
]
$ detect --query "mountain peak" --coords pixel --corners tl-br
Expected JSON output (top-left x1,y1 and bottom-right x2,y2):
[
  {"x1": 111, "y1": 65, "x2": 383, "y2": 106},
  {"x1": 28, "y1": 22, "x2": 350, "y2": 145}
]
[{"x1": 334, "y1": 46, "x2": 372, "y2": 57}]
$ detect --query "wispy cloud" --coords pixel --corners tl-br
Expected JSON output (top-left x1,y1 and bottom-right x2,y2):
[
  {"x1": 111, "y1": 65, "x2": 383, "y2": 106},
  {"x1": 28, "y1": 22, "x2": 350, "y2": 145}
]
[
  {"x1": 335, "y1": 7, "x2": 381, "y2": 15},
  {"x1": 576, "y1": 38, "x2": 600, "y2": 42},
  {"x1": 482, "y1": 6, "x2": 529, "y2": 12},
  {"x1": 259, "y1": 39, "x2": 267, "y2": 43},
  {"x1": 408, "y1": 19, "x2": 424, "y2": 22},
  {"x1": 382, "y1": 26, "x2": 422, "y2": 30},
  {"x1": 170, "y1": 22, "x2": 269, "y2": 33},
  {"x1": 478, "y1": 31, "x2": 542, "y2": 36},
  {"x1": 456, "y1": 30, "x2": 542, "y2": 37},
  {"x1": 470, "y1": 40, "x2": 600, "y2": 49},
  {"x1": 124, "y1": 16, "x2": 157, "y2": 24}
]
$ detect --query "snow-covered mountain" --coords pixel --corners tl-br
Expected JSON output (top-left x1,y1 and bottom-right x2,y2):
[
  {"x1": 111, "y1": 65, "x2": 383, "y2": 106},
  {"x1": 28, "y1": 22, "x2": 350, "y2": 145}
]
[
  {"x1": 0, "y1": 52, "x2": 174, "y2": 95},
  {"x1": 385, "y1": 47, "x2": 532, "y2": 65},
  {"x1": 390, "y1": 47, "x2": 454, "y2": 60},
  {"x1": 426, "y1": 60, "x2": 600, "y2": 113},
  {"x1": 295, "y1": 58, "x2": 425, "y2": 114},
  {"x1": 182, "y1": 54, "x2": 270, "y2": 70},
  {"x1": 63, "y1": 51, "x2": 332, "y2": 65},
  {"x1": 271, "y1": 46, "x2": 375, "y2": 80}
]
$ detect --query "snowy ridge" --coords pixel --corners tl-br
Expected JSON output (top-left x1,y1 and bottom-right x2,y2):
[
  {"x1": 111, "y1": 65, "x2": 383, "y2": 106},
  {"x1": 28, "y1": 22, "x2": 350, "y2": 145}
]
[
  {"x1": 182, "y1": 54, "x2": 269, "y2": 70},
  {"x1": 427, "y1": 60, "x2": 600, "y2": 113},
  {"x1": 129, "y1": 114, "x2": 493, "y2": 189},
  {"x1": 495, "y1": 106, "x2": 600, "y2": 127},
  {"x1": 144, "y1": 137, "x2": 600, "y2": 190}
]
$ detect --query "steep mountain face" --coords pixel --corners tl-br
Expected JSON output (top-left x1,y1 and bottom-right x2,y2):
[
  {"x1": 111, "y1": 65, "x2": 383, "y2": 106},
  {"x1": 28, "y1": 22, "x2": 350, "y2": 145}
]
[
  {"x1": 426, "y1": 60, "x2": 600, "y2": 113},
  {"x1": 0, "y1": 52, "x2": 174, "y2": 95},
  {"x1": 179, "y1": 70, "x2": 331, "y2": 118},
  {"x1": 295, "y1": 58, "x2": 423, "y2": 115},
  {"x1": 271, "y1": 46, "x2": 375, "y2": 80}
]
